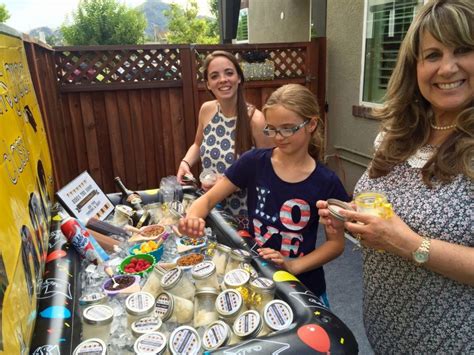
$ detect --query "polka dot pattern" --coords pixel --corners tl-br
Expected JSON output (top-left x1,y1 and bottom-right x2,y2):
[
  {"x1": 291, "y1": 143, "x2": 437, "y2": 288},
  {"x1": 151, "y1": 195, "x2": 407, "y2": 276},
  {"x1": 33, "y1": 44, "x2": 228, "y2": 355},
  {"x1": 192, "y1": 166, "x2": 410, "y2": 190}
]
[{"x1": 200, "y1": 109, "x2": 247, "y2": 218}]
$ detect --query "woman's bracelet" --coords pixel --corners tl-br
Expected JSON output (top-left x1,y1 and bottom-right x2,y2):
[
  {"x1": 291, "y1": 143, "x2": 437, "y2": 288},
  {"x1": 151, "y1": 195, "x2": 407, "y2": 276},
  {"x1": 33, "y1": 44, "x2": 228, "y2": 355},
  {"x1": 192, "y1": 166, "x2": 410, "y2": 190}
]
[{"x1": 181, "y1": 159, "x2": 191, "y2": 169}]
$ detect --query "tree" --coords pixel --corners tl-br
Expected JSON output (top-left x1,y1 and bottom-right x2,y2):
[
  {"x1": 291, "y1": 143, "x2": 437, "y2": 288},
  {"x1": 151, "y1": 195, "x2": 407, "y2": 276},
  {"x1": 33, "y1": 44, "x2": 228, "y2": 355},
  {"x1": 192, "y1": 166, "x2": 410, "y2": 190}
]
[
  {"x1": 207, "y1": 0, "x2": 219, "y2": 39},
  {"x1": 0, "y1": 4, "x2": 10, "y2": 23},
  {"x1": 61, "y1": 0, "x2": 147, "y2": 45},
  {"x1": 164, "y1": 0, "x2": 218, "y2": 44}
]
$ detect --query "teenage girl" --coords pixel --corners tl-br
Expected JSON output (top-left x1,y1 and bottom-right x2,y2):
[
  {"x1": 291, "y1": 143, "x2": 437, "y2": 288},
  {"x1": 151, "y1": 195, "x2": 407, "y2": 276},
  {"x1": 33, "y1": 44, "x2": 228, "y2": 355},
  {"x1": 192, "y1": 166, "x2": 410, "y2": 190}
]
[{"x1": 179, "y1": 84, "x2": 349, "y2": 304}]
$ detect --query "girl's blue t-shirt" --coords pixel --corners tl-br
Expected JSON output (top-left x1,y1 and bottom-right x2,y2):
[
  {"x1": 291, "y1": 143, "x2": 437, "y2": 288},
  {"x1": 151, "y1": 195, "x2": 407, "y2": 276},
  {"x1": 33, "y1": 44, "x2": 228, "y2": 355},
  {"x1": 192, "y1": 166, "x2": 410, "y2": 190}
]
[{"x1": 225, "y1": 148, "x2": 349, "y2": 296}]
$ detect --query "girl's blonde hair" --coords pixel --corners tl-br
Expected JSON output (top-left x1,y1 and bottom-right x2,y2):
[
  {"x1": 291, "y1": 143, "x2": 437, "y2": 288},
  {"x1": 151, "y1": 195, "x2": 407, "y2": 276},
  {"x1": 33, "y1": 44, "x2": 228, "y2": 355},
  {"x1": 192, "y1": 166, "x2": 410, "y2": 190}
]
[
  {"x1": 370, "y1": 0, "x2": 474, "y2": 185},
  {"x1": 263, "y1": 84, "x2": 323, "y2": 160}
]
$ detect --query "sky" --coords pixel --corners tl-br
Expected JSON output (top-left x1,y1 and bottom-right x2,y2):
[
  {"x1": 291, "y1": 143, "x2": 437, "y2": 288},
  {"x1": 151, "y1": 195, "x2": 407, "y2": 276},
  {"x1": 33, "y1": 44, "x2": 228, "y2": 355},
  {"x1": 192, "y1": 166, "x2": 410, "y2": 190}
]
[{"x1": 3, "y1": 0, "x2": 212, "y2": 33}]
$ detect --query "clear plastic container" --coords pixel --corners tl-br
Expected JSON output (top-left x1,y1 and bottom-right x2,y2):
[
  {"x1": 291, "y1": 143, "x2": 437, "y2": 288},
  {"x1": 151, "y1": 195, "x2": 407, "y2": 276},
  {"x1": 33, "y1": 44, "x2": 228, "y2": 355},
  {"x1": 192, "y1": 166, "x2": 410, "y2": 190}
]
[
  {"x1": 211, "y1": 243, "x2": 231, "y2": 277},
  {"x1": 194, "y1": 287, "x2": 219, "y2": 328},
  {"x1": 191, "y1": 261, "x2": 220, "y2": 291},
  {"x1": 168, "y1": 325, "x2": 201, "y2": 355},
  {"x1": 262, "y1": 300, "x2": 294, "y2": 334},
  {"x1": 224, "y1": 249, "x2": 252, "y2": 275},
  {"x1": 131, "y1": 316, "x2": 163, "y2": 338},
  {"x1": 232, "y1": 310, "x2": 265, "y2": 340},
  {"x1": 249, "y1": 277, "x2": 276, "y2": 313},
  {"x1": 154, "y1": 291, "x2": 194, "y2": 324},
  {"x1": 125, "y1": 291, "x2": 155, "y2": 328},
  {"x1": 202, "y1": 320, "x2": 236, "y2": 350},
  {"x1": 134, "y1": 331, "x2": 167, "y2": 355},
  {"x1": 161, "y1": 267, "x2": 195, "y2": 301},
  {"x1": 73, "y1": 338, "x2": 107, "y2": 355},
  {"x1": 215, "y1": 289, "x2": 247, "y2": 325},
  {"x1": 82, "y1": 304, "x2": 114, "y2": 343},
  {"x1": 141, "y1": 264, "x2": 167, "y2": 297}
]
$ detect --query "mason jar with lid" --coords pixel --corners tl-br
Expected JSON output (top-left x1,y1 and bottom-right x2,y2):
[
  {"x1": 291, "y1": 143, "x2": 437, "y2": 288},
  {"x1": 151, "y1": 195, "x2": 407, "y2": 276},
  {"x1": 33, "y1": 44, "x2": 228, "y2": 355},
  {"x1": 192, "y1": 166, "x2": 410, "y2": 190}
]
[
  {"x1": 249, "y1": 277, "x2": 276, "y2": 313},
  {"x1": 141, "y1": 264, "x2": 167, "y2": 297},
  {"x1": 211, "y1": 243, "x2": 231, "y2": 277},
  {"x1": 168, "y1": 325, "x2": 201, "y2": 355},
  {"x1": 73, "y1": 338, "x2": 107, "y2": 355},
  {"x1": 161, "y1": 267, "x2": 195, "y2": 301},
  {"x1": 131, "y1": 316, "x2": 163, "y2": 338},
  {"x1": 232, "y1": 310, "x2": 265, "y2": 340},
  {"x1": 125, "y1": 291, "x2": 155, "y2": 328},
  {"x1": 215, "y1": 289, "x2": 247, "y2": 325},
  {"x1": 224, "y1": 249, "x2": 252, "y2": 275},
  {"x1": 154, "y1": 291, "x2": 194, "y2": 324},
  {"x1": 262, "y1": 300, "x2": 294, "y2": 335},
  {"x1": 202, "y1": 320, "x2": 238, "y2": 350},
  {"x1": 79, "y1": 291, "x2": 107, "y2": 317},
  {"x1": 134, "y1": 331, "x2": 167, "y2": 355},
  {"x1": 82, "y1": 304, "x2": 114, "y2": 343},
  {"x1": 223, "y1": 268, "x2": 250, "y2": 297},
  {"x1": 238, "y1": 261, "x2": 259, "y2": 280},
  {"x1": 194, "y1": 287, "x2": 219, "y2": 328},
  {"x1": 191, "y1": 261, "x2": 220, "y2": 290},
  {"x1": 354, "y1": 191, "x2": 393, "y2": 219}
]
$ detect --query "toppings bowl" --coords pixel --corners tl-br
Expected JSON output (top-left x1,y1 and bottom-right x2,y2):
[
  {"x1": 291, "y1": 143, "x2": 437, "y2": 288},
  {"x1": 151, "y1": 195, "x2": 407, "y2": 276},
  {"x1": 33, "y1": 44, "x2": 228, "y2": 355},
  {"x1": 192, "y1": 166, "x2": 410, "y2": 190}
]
[
  {"x1": 129, "y1": 241, "x2": 164, "y2": 262},
  {"x1": 119, "y1": 254, "x2": 156, "y2": 277}
]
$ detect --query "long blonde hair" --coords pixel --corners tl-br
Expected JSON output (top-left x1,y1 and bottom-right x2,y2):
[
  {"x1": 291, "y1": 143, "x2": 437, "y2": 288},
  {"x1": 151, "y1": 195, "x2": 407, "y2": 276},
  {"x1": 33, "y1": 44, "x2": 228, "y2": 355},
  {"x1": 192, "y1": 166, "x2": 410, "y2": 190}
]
[
  {"x1": 369, "y1": 0, "x2": 474, "y2": 185},
  {"x1": 262, "y1": 84, "x2": 323, "y2": 160}
]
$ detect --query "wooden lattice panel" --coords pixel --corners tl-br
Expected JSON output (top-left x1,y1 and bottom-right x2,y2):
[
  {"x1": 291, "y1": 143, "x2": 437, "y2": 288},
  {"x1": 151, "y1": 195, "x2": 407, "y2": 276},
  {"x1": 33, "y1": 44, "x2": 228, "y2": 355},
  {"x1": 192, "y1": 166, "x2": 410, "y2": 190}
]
[
  {"x1": 194, "y1": 47, "x2": 307, "y2": 82},
  {"x1": 55, "y1": 48, "x2": 182, "y2": 85}
]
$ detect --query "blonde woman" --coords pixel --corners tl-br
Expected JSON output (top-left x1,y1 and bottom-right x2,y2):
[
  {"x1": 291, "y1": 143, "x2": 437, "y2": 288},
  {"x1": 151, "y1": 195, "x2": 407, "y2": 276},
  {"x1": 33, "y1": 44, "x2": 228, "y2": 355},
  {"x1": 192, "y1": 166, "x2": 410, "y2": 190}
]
[{"x1": 318, "y1": 0, "x2": 473, "y2": 352}]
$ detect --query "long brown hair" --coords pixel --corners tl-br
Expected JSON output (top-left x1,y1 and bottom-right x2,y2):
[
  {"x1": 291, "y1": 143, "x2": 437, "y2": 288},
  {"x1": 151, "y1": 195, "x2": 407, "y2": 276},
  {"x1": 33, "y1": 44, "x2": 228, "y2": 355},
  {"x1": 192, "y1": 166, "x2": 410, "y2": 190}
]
[
  {"x1": 369, "y1": 0, "x2": 474, "y2": 185},
  {"x1": 262, "y1": 84, "x2": 324, "y2": 160},
  {"x1": 202, "y1": 50, "x2": 252, "y2": 157}
]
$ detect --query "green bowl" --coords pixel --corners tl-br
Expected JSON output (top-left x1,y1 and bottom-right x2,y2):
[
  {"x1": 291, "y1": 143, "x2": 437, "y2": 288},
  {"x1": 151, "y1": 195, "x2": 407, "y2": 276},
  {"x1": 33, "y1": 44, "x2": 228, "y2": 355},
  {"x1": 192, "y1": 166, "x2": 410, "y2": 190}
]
[{"x1": 119, "y1": 253, "x2": 156, "y2": 277}]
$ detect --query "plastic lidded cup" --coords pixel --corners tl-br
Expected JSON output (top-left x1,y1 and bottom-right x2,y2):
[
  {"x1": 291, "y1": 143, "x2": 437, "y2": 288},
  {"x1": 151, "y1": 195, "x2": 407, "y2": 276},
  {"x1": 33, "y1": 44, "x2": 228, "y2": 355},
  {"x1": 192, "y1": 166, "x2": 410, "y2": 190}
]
[{"x1": 199, "y1": 169, "x2": 218, "y2": 190}]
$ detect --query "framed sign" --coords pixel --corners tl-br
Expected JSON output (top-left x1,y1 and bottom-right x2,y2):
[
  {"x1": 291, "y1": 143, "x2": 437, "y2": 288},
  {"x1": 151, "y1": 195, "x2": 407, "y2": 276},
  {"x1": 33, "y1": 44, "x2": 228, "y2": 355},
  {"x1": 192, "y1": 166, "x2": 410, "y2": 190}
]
[{"x1": 56, "y1": 171, "x2": 114, "y2": 221}]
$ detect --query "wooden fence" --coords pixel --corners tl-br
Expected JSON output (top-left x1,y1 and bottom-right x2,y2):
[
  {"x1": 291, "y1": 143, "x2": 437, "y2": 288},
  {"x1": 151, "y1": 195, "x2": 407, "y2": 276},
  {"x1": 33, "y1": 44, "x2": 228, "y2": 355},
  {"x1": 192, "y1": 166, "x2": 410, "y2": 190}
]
[{"x1": 23, "y1": 38, "x2": 325, "y2": 193}]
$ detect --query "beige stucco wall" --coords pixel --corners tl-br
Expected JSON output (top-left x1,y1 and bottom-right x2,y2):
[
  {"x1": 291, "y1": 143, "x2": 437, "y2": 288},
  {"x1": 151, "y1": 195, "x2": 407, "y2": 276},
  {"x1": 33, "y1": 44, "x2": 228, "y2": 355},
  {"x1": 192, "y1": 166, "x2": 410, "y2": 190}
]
[
  {"x1": 326, "y1": 0, "x2": 381, "y2": 194},
  {"x1": 248, "y1": 0, "x2": 311, "y2": 43}
]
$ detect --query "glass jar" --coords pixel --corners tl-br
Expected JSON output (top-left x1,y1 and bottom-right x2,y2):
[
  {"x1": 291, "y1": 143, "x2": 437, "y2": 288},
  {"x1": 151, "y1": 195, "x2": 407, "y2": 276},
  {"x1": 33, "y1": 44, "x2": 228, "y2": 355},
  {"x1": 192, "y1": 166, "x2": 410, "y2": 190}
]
[
  {"x1": 134, "y1": 331, "x2": 167, "y2": 355},
  {"x1": 215, "y1": 289, "x2": 247, "y2": 325},
  {"x1": 79, "y1": 291, "x2": 107, "y2": 317},
  {"x1": 249, "y1": 277, "x2": 276, "y2": 313},
  {"x1": 125, "y1": 291, "x2": 155, "y2": 328},
  {"x1": 73, "y1": 338, "x2": 107, "y2": 355},
  {"x1": 202, "y1": 320, "x2": 236, "y2": 350},
  {"x1": 154, "y1": 291, "x2": 194, "y2": 324},
  {"x1": 238, "y1": 261, "x2": 258, "y2": 280},
  {"x1": 168, "y1": 325, "x2": 201, "y2": 355},
  {"x1": 141, "y1": 264, "x2": 166, "y2": 297},
  {"x1": 161, "y1": 267, "x2": 195, "y2": 301},
  {"x1": 131, "y1": 316, "x2": 163, "y2": 338},
  {"x1": 354, "y1": 191, "x2": 393, "y2": 219},
  {"x1": 82, "y1": 304, "x2": 114, "y2": 343},
  {"x1": 223, "y1": 268, "x2": 251, "y2": 301},
  {"x1": 194, "y1": 287, "x2": 219, "y2": 328},
  {"x1": 232, "y1": 310, "x2": 265, "y2": 340},
  {"x1": 224, "y1": 249, "x2": 252, "y2": 275},
  {"x1": 262, "y1": 300, "x2": 294, "y2": 334},
  {"x1": 211, "y1": 243, "x2": 231, "y2": 277},
  {"x1": 191, "y1": 261, "x2": 220, "y2": 290}
]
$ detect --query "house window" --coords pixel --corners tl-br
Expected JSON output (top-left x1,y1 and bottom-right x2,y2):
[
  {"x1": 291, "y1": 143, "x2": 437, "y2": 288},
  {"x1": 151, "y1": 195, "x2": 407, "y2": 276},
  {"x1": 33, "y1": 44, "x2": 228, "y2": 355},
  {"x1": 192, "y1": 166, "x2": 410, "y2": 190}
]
[
  {"x1": 361, "y1": 0, "x2": 423, "y2": 104},
  {"x1": 236, "y1": 8, "x2": 249, "y2": 42}
]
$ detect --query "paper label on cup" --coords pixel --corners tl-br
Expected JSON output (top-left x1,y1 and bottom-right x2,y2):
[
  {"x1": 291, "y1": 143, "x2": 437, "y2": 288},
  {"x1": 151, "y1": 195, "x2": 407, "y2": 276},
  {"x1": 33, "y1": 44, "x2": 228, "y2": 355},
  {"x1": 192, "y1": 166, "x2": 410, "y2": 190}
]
[
  {"x1": 250, "y1": 277, "x2": 275, "y2": 290},
  {"x1": 154, "y1": 293, "x2": 172, "y2": 319},
  {"x1": 162, "y1": 267, "x2": 182, "y2": 288},
  {"x1": 126, "y1": 292, "x2": 154, "y2": 314},
  {"x1": 215, "y1": 289, "x2": 242, "y2": 315},
  {"x1": 192, "y1": 261, "x2": 215, "y2": 279},
  {"x1": 134, "y1": 332, "x2": 166, "y2": 354},
  {"x1": 170, "y1": 327, "x2": 200, "y2": 354},
  {"x1": 233, "y1": 311, "x2": 261, "y2": 337},
  {"x1": 263, "y1": 300, "x2": 293, "y2": 331},
  {"x1": 132, "y1": 316, "x2": 162, "y2": 334},
  {"x1": 234, "y1": 249, "x2": 251, "y2": 258},
  {"x1": 74, "y1": 338, "x2": 106, "y2": 355},
  {"x1": 224, "y1": 269, "x2": 250, "y2": 287},
  {"x1": 83, "y1": 305, "x2": 113, "y2": 323},
  {"x1": 202, "y1": 322, "x2": 229, "y2": 350}
]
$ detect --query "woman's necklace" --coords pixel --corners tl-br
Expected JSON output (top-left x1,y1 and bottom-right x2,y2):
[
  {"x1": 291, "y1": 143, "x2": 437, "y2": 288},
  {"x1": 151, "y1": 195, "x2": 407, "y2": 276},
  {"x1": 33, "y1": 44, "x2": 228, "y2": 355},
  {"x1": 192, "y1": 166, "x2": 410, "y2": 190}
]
[{"x1": 430, "y1": 121, "x2": 456, "y2": 130}]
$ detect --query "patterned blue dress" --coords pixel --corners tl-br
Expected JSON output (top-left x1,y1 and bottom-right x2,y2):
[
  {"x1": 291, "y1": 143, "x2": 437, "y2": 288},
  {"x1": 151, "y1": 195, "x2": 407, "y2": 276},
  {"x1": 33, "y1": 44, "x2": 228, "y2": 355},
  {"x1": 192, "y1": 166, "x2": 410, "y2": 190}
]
[{"x1": 200, "y1": 107, "x2": 248, "y2": 223}]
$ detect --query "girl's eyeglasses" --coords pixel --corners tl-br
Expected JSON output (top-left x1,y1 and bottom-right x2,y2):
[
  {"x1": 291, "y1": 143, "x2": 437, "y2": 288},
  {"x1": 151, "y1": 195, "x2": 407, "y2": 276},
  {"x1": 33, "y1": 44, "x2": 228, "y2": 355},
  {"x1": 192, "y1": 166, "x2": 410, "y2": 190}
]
[{"x1": 262, "y1": 120, "x2": 310, "y2": 138}]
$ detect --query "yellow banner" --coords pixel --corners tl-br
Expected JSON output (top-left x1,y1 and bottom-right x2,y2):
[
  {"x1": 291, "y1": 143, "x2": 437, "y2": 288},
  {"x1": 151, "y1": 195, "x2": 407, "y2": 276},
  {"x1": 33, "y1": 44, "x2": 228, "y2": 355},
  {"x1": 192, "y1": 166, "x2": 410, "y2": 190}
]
[{"x1": 0, "y1": 25, "x2": 54, "y2": 354}]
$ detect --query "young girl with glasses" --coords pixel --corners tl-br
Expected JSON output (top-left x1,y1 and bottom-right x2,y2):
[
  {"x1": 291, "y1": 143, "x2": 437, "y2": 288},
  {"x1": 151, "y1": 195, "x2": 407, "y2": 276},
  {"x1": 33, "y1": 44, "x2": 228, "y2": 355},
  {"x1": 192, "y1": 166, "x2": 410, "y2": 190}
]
[{"x1": 179, "y1": 84, "x2": 349, "y2": 305}]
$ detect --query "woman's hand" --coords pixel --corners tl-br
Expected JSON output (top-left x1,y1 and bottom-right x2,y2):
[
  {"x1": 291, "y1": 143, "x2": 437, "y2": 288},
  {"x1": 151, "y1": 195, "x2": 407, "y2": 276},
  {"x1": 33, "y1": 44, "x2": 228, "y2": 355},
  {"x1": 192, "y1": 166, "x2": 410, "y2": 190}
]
[
  {"x1": 316, "y1": 200, "x2": 346, "y2": 236},
  {"x1": 178, "y1": 216, "x2": 206, "y2": 238},
  {"x1": 340, "y1": 209, "x2": 418, "y2": 257},
  {"x1": 177, "y1": 161, "x2": 192, "y2": 184}
]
